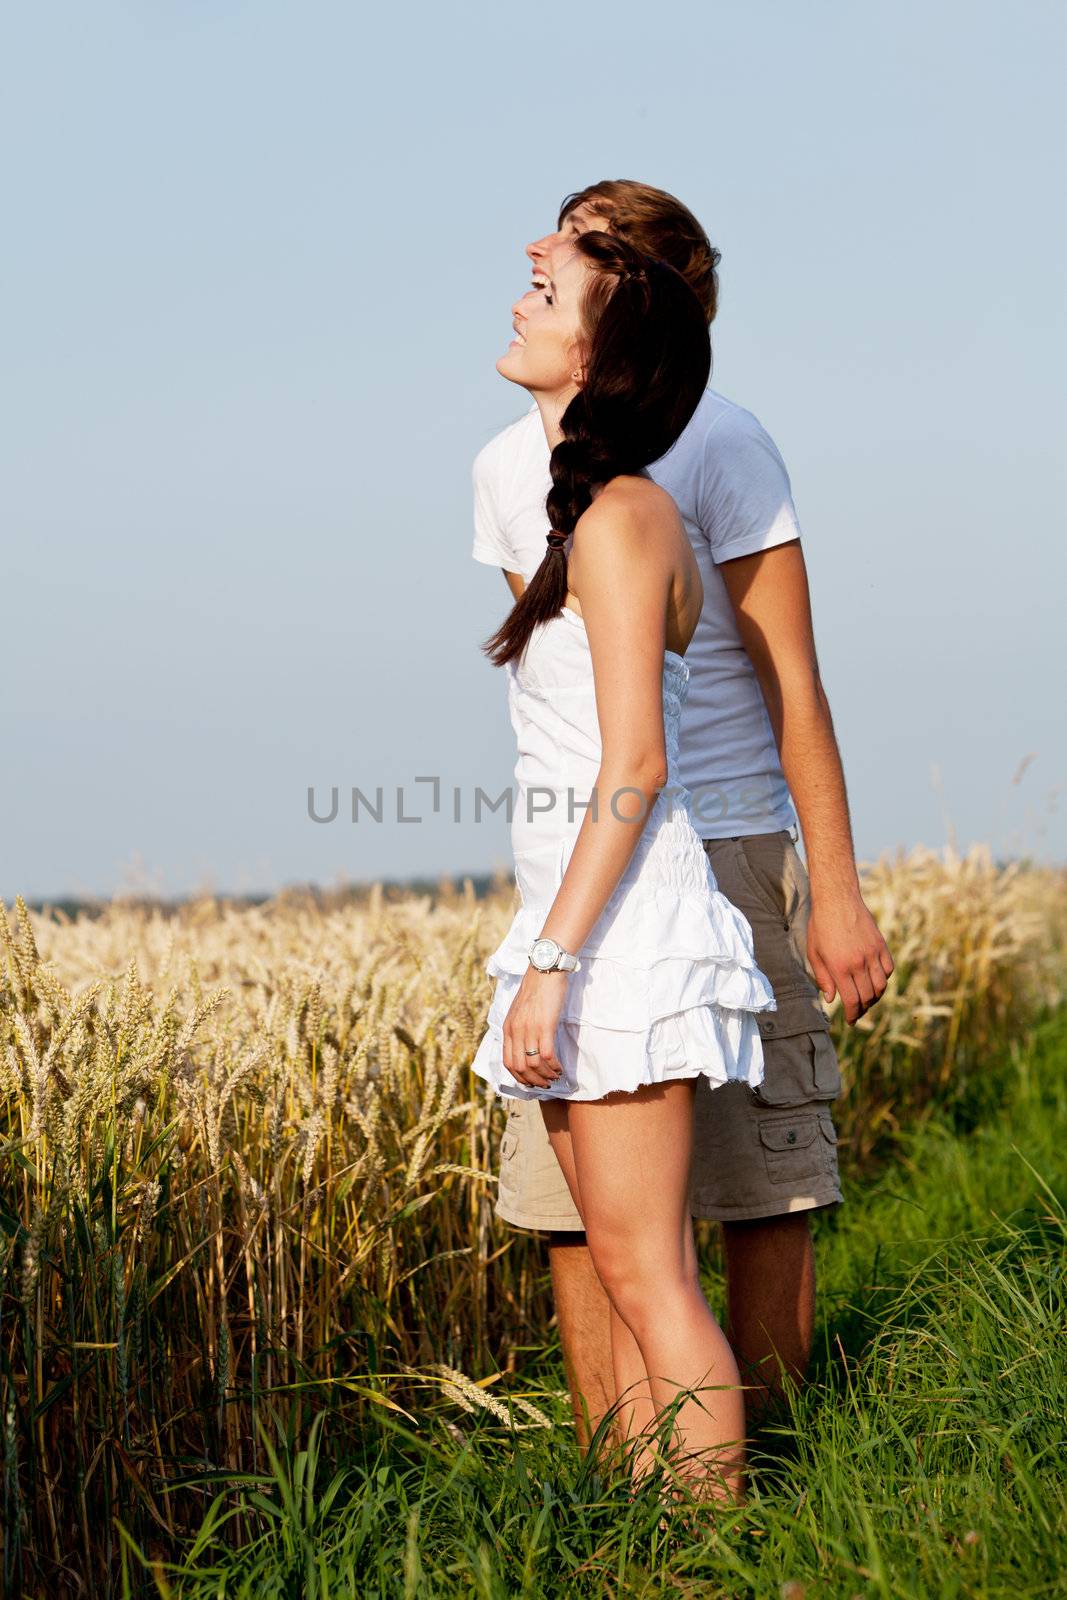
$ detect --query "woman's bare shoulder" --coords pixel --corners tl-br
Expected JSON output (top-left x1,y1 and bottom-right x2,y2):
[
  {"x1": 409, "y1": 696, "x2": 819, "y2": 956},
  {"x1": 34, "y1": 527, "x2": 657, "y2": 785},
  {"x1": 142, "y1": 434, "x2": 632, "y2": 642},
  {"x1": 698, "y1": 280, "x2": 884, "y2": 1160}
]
[{"x1": 574, "y1": 475, "x2": 681, "y2": 545}]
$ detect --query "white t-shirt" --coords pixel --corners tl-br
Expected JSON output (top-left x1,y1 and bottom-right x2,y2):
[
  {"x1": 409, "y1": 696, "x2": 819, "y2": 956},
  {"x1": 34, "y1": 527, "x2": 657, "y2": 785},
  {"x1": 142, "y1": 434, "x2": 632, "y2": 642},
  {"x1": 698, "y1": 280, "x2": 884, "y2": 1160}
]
[{"x1": 471, "y1": 389, "x2": 800, "y2": 840}]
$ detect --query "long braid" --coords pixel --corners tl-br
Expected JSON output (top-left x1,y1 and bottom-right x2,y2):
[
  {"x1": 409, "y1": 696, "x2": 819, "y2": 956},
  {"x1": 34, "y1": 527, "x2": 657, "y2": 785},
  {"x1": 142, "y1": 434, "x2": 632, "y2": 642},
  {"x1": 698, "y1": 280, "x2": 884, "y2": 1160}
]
[{"x1": 546, "y1": 396, "x2": 618, "y2": 542}]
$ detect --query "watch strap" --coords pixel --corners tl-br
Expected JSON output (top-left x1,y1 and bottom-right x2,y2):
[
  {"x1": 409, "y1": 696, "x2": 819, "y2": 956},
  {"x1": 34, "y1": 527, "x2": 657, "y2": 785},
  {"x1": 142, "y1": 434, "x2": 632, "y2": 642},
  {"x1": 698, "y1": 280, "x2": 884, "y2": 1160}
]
[{"x1": 529, "y1": 938, "x2": 582, "y2": 974}]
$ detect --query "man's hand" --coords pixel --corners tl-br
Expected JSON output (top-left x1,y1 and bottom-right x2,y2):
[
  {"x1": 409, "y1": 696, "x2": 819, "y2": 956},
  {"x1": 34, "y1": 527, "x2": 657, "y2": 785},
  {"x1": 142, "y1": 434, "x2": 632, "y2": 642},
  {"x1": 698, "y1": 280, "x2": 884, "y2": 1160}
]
[
  {"x1": 503, "y1": 968, "x2": 567, "y2": 1088},
  {"x1": 807, "y1": 891, "x2": 894, "y2": 1025}
]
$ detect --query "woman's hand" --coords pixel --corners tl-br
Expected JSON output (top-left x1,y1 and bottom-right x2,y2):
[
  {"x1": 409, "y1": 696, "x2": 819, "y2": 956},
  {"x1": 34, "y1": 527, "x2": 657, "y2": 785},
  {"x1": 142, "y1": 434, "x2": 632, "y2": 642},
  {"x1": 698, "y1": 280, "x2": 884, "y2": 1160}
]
[{"x1": 502, "y1": 968, "x2": 568, "y2": 1089}]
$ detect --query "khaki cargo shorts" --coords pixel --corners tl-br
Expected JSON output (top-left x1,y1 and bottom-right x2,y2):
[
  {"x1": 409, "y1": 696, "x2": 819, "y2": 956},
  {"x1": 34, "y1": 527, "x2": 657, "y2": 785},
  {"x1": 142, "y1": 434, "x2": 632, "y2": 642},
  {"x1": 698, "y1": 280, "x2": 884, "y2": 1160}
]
[{"x1": 494, "y1": 828, "x2": 843, "y2": 1229}]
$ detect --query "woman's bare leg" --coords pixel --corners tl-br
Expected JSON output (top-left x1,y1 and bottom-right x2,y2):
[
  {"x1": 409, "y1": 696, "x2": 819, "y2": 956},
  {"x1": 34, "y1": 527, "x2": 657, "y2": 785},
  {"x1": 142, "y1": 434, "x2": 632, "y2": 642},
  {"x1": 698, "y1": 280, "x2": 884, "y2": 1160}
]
[
  {"x1": 608, "y1": 1203, "x2": 705, "y2": 1483},
  {"x1": 541, "y1": 1101, "x2": 654, "y2": 1472},
  {"x1": 566, "y1": 1080, "x2": 746, "y2": 1501}
]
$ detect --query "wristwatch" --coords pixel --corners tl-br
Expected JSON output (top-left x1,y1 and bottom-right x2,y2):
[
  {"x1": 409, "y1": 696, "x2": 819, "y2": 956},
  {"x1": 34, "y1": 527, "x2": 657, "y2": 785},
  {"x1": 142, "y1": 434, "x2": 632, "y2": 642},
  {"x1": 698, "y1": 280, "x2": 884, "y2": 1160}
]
[{"x1": 528, "y1": 937, "x2": 582, "y2": 974}]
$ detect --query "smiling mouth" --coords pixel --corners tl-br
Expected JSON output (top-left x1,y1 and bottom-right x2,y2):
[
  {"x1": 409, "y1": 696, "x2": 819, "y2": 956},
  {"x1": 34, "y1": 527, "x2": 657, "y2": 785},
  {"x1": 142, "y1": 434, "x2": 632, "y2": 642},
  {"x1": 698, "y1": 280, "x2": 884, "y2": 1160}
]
[{"x1": 511, "y1": 324, "x2": 527, "y2": 345}]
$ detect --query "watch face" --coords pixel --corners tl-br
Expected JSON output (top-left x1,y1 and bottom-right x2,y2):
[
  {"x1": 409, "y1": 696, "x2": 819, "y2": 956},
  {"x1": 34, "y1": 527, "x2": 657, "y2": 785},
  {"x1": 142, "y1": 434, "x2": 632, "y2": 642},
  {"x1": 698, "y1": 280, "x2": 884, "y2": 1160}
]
[{"x1": 530, "y1": 938, "x2": 558, "y2": 970}]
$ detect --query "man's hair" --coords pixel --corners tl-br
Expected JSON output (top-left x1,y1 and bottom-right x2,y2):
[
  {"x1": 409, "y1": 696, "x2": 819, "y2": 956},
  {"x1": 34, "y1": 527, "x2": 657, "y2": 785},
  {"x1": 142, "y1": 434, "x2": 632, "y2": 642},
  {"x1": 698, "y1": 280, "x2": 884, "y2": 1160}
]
[{"x1": 558, "y1": 180, "x2": 721, "y2": 324}]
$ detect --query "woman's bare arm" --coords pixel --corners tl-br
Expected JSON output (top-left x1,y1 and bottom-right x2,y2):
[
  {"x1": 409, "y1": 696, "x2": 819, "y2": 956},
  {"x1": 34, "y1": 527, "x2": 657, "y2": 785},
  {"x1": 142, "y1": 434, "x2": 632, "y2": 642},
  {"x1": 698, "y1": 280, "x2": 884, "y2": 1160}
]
[{"x1": 534, "y1": 478, "x2": 681, "y2": 955}]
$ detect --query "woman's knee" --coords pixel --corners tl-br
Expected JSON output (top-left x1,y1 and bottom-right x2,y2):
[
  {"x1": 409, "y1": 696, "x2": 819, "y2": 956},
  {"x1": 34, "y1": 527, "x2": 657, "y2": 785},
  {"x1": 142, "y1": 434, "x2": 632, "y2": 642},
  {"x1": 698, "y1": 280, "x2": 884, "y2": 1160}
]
[{"x1": 588, "y1": 1238, "x2": 693, "y2": 1330}]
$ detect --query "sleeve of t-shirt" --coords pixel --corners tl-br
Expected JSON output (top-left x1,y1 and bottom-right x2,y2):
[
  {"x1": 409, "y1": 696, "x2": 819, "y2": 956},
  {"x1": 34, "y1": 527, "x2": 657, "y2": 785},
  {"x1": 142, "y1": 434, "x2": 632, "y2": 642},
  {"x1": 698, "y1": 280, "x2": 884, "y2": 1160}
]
[
  {"x1": 471, "y1": 432, "x2": 518, "y2": 570},
  {"x1": 698, "y1": 407, "x2": 803, "y2": 564}
]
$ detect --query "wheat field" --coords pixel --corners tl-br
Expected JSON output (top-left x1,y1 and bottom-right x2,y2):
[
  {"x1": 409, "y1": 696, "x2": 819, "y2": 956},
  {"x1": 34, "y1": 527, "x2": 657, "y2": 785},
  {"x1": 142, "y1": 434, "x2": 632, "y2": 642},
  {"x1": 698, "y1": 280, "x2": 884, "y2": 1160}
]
[{"x1": 1, "y1": 844, "x2": 1065, "y2": 1595}]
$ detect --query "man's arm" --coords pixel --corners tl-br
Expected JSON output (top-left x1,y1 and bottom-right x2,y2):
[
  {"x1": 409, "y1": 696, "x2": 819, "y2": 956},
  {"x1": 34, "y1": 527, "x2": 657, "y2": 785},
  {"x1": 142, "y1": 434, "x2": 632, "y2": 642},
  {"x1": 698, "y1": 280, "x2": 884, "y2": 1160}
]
[
  {"x1": 501, "y1": 568, "x2": 525, "y2": 603},
  {"x1": 718, "y1": 541, "x2": 894, "y2": 1024}
]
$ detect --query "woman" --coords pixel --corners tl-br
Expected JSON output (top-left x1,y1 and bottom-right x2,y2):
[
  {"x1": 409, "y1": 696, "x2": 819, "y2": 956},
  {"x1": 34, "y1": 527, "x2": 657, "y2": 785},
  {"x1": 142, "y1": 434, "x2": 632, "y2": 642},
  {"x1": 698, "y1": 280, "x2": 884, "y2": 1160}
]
[{"x1": 470, "y1": 231, "x2": 777, "y2": 1502}]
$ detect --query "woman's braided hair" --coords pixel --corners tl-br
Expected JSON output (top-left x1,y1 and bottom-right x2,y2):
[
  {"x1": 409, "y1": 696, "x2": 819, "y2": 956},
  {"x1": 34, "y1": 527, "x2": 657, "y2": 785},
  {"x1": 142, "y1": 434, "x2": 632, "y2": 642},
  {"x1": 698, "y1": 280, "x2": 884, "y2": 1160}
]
[{"x1": 483, "y1": 231, "x2": 711, "y2": 669}]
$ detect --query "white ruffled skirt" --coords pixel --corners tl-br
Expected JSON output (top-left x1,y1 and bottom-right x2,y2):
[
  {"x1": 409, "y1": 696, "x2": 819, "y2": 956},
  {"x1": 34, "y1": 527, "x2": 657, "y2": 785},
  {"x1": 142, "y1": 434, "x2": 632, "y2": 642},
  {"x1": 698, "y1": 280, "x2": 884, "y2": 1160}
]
[{"x1": 470, "y1": 801, "x2": 777, "y2": 1103}]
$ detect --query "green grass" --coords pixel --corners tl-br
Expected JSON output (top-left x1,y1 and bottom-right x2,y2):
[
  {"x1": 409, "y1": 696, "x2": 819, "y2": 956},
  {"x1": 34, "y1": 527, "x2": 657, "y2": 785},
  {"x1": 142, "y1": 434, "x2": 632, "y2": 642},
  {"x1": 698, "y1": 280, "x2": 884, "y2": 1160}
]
[{"x1": 135, "y1": 1013, "x2": 1067, "y2": 1599}]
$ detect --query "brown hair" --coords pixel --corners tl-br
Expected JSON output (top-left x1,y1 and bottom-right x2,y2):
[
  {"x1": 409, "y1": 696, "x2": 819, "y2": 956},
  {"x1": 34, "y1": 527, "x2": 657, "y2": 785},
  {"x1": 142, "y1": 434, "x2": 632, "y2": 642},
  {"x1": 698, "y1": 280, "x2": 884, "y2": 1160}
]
[
  {"x1": 558, "y1": 179, "x2": 721, "y2": 324},
  {"x1": 482, "y1": 232, "x2": 711, "y2": 671}
]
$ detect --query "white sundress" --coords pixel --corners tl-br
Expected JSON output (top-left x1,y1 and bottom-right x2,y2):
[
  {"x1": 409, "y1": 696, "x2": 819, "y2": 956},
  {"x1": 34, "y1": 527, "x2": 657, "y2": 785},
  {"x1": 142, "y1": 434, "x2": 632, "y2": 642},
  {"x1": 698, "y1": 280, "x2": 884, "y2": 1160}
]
[{"x1": 470, "y1": 602, "x2": 777, "y2": 1101}]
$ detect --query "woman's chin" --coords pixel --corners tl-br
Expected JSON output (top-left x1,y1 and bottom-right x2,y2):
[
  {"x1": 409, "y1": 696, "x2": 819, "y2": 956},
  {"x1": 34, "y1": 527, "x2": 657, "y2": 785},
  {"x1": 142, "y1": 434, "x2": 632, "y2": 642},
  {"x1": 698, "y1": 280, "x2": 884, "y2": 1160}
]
[{"x1": 496, "y1": 347, "x2": 527, "y2": 384}]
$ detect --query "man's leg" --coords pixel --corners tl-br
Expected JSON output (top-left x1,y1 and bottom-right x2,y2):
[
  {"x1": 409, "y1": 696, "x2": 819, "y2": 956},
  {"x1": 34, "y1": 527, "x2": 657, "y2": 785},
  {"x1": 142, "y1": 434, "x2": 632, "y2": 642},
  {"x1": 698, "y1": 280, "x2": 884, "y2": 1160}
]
[
  {"x1": 691, "y1": 1063, "x2": 836, "y2": 1426},
  {"x1": 546, "y1": 1235, "x2": 616, "y2": 1449},
  {"x1": 696, "y1": 833, "x2": 845, "y2": 1424},
  {"x1": 721, "y1": 1212, "x2": 815, "y2": 1416},
  {"x1": 549, "y1": 1234, "x2": 667, "y2": 1457}
]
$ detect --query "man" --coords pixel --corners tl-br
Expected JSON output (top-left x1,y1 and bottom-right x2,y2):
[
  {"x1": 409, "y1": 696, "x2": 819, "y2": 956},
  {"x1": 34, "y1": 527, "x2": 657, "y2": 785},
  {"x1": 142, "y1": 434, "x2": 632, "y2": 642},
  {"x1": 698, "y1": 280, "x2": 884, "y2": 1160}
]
[{"x1": 471, "y1": 180, "x2": 893, "y2": 1445}]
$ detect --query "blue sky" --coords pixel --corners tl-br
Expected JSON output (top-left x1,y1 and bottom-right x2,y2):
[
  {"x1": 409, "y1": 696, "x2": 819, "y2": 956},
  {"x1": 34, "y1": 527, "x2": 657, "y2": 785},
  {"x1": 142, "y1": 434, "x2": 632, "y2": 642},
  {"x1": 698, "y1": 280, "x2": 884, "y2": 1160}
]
[{"x1": 4, "y1": 0, "x2": 1064, "y2": 902}]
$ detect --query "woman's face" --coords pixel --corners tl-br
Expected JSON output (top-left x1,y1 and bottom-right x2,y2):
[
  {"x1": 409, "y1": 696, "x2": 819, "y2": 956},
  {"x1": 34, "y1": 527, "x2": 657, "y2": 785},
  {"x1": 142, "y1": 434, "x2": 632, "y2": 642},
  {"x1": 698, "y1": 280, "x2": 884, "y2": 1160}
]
[{"x1": 497, "y1": 249, "x2": 596, "y2": 396}]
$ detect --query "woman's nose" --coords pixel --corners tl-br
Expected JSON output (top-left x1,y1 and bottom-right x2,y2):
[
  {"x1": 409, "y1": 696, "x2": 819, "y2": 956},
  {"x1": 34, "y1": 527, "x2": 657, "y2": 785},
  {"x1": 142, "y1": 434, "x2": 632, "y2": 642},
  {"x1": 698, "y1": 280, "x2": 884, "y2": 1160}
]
[{"x1": 526, "y1": 232, "x2": 556, "y2": 264}]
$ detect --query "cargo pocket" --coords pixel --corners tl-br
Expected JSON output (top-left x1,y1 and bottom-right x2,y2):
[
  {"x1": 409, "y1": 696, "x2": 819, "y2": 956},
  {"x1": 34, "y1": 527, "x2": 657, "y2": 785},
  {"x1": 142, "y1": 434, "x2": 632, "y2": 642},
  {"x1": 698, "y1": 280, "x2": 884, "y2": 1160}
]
[
  {"x1": 759, "y1": 1112, "x2": 825, "y2": 1184},
  {"x1": 495, "y1": 1126, "x2": 519, "y2": 1204},
  {"x1": 753, "y1": 1027, "x2": 841, "y2": 1107},
  {"x1": 811, "y1": 1030, "x2": 842, "y2": 1099}
]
